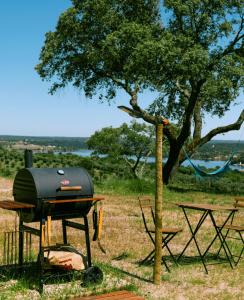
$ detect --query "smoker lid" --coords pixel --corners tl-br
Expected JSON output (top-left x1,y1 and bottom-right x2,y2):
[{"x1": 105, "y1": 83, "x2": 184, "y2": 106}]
[{"x1": 13, "y1": 167, "x2": 93, "y2": 200}]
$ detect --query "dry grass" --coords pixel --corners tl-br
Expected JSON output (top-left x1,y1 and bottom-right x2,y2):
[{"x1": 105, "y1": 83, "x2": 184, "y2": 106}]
[{"x1": 0, "y1": 177, "x2": 243, "y2": 299}]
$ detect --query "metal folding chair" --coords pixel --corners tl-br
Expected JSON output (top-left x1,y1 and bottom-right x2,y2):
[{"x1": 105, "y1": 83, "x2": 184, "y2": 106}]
[
  {"x1": 216, "y1": 197, "x2": 244, "y2": 266},
  {"x1": 138, "y1": 197, "x2": 182, "y2": 272}
]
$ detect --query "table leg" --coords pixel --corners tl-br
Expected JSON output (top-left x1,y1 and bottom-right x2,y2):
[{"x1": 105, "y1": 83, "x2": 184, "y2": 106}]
[
  {"x1": 204, "y1": 212, "x2": 234, "y2": 268},
  {"x1": 203, "y1": 211, "x2": 235, "y2": 264},
  {"x1": 178, "y1": 208, "x2": 209, "y2": 273}
]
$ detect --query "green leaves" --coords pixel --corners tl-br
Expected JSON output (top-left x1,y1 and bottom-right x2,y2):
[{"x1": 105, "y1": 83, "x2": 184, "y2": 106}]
[{"x1": 36, "y1": 0, "x2": 243, "y2": 180}]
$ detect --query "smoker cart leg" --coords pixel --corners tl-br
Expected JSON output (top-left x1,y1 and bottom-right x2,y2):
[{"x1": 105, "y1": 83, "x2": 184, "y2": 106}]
[
  {"x1": 84, "y1": 216, "x2": 92, "y2": 267},
  {"x1": 38, "y1": 218, "x2": 45, "y2": 293},
  {"x1": 62, "y1": 219, "x2": 68, "y2": 244},
  {"x1": 18, "y1": 219, "x2": 24, "y2": 266}
]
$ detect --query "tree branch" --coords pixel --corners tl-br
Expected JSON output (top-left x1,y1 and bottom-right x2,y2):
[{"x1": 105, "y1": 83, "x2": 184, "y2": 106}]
[
  {"x1": 90, "y1": 67, "x2": 132, "y2": 94},
  {"x1": 180, "y1": 109, "x2": 244, "y2": 164},
  {"x1": 197, "y1": 109, "x2": 244, "y2": 148},
  {"x1": 177, "y1": 80, "x2": 205, "y2": 145},
  {"x1": 176, "y1": 81, "x2": 191, "y2": 99},
  {"x1": 208, "y1": 15, "x2": 244, "y2": 70},
  {"x1": 193, "y1": 100, "x2": 202, "y2": 141},
  {"x1": 222, "y1": 15, "x2": 244, "y2": 57}
]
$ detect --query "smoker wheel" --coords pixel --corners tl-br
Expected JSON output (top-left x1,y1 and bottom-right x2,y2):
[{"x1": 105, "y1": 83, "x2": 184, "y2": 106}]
[{"x1": 82, "y1": 266, "x2": 103, "y2": 285}]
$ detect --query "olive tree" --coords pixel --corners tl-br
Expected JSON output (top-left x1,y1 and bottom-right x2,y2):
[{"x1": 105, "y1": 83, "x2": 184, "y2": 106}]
[{"x1": 87, "y1": 121, "x2": 155, "y2": 178}]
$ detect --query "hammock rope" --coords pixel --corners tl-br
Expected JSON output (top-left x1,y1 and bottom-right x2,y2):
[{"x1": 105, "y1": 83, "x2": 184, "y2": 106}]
[
  {"x1": 183, "y1": 125, "x2": 244, "y2": 178},
  {"x1": 183, "y1": 148, "x2": 235, "y2": 177}
]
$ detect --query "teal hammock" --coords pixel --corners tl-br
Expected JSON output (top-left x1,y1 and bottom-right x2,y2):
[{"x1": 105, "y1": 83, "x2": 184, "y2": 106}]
[{"x1": 183, "y1": 148, "x2": 235, "y2": 178}]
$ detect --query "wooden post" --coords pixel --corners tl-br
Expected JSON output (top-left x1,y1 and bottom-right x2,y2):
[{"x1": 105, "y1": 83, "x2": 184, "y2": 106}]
[{"x1": 153, "y1": 123, "x2": 163, "y2": 284}]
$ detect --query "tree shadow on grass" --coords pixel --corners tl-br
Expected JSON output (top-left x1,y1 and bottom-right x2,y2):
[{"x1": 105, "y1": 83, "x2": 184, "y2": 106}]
[
  {"x1": 104, "y1": 264, "x2": 153, "y2": 284},
  {"x1": 135, "y1": 253, "x2": 230, "y2": 272},
  {"x1": 168, "y1": 185, "x2": 198, "y2": 193}
]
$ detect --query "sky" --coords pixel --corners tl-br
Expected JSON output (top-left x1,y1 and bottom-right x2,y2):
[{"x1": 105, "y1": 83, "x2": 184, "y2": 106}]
[{"x1": 0, "y1": 0, "x2": 243, "y2": 140}]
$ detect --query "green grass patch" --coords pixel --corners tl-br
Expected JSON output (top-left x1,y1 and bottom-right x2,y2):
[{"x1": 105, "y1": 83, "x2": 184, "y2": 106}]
[{"x1": 95, "y1": 177, "x2": 155, "y2": 195}]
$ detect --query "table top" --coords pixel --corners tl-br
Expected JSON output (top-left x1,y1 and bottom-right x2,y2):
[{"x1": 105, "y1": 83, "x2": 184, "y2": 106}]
[{"x1": 176, "y1": 202, "x2": 238, "y2": 212}]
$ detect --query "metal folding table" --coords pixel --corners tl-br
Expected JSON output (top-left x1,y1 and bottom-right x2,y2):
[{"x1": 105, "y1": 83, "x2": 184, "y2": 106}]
[{"x1": 176, "y1": 202, "x2": 238, "y2": 273}]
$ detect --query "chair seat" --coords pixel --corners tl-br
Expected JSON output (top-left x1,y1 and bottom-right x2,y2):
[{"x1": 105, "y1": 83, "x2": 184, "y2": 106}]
[
  {"x1": 149, "y1": 227, "x2": 182, "y2": 234},
  {"x1": 217, "y1": 224, "x2": 244, "y2": 232}
]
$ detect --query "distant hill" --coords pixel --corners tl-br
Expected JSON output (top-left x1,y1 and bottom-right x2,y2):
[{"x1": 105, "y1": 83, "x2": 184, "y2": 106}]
[
  {"x1": 191, "y1": 139, "x2": 244, "y2": 162},
  {"x1": 0, "y1": 135, "x2": 88, "y2": 150},
  {"x1": 208, "y1": 140, "x2": 244, "y2": 144},
  {"x1": 0, "y1": 135, "x2": 243, "y2": 155}
]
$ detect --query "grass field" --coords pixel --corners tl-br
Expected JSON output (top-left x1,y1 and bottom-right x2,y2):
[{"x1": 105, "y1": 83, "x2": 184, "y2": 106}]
[{"x1": 0, "y1": 177, "x2": 243, "y2": 300}]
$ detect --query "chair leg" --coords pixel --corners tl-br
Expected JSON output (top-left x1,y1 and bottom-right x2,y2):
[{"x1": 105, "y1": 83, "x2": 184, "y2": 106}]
[
  {"x1": 162, "y1": 233, "x2": 178, "y2": 266},
  {"x1": 234, "y1": 232, "x2": 244, "y2": 266}
]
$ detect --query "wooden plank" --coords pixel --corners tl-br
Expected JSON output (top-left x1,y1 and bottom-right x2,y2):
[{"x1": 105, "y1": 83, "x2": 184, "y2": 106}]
[
  {"x1": 73, "y1": 296, "x2": 144, "y2": 299},
  {"x1": 46, "y1": 197, "x2": 104, "y2": 204},
  {"x1": 71, "y1": 290, "x2": 144, "y2": 300},
  {"x1": 0, "y1": 201, "x2": 35, "y2": 210}
]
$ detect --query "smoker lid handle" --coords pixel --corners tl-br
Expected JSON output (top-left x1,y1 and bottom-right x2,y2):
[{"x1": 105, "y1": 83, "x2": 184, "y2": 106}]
[{"x1": 60, "y1": 186, "x2": 82, "y2": 191}]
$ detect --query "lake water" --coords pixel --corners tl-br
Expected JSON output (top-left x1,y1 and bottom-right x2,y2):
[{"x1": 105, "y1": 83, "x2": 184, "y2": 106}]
[{"x1": 61, "y1": 149, "x2": 243, "y2": 171}]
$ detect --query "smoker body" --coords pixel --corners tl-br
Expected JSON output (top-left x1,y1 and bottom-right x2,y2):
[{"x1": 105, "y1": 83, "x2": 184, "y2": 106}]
[{"x1": 13, "y1": 167, "x2": 94, "y2": 222}]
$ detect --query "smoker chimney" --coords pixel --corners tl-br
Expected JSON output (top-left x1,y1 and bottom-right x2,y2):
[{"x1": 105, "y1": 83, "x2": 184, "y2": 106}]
[{"x1": 24, "y1": 149, "x2": 33, "y2": 168}]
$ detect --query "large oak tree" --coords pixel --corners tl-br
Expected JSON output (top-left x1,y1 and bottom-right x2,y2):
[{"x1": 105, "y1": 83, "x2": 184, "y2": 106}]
[{"x1": 36, "y1": 0, "x2": 244, "y2": 184}]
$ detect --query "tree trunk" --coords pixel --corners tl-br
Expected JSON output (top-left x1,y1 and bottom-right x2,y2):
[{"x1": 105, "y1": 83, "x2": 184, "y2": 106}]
[
  {"x1": 153, "y1": 124, "x2": 163, "y2": 285},
  {"x1": 131, "y1": 155, "x2": 141, "y2": 179},
  {"x1": 163, "y1": 141, "x2": 180, "y2": 184}
]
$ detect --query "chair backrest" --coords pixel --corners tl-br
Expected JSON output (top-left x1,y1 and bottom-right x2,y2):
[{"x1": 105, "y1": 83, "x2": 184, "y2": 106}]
[
  {"x1": 138, "y1": 197, "x2": 155, "y2": 243},
  {"x1": 234, "y1": 197, "x2": 244, "y2": 208}
]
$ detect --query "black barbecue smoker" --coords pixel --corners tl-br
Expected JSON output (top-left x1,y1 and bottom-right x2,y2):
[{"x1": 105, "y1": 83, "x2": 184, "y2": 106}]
[{"x1": 0, "y1": 150, "x2": 104, "y2": 292}]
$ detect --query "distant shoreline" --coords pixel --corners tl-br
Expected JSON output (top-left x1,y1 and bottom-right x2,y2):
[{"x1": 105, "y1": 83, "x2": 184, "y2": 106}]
[{"x1": 0, "y1": 134, "x2": 243, "y2": 142}]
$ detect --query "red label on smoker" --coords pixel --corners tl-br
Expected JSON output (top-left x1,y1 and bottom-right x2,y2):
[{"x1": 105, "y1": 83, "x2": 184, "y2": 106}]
[{"x1": 61, "y1": 179, "x2": 70, "y2": 186}]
